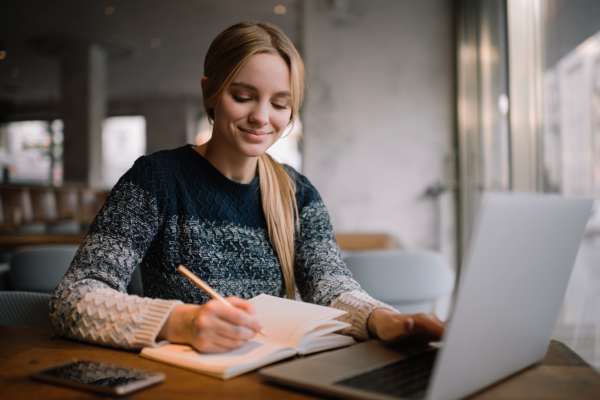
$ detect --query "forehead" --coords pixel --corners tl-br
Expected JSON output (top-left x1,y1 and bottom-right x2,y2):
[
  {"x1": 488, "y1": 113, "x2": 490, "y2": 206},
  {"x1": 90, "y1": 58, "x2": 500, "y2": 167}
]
[{"x1": 232, "y1": 53, "x2": 291, "y2": 93}]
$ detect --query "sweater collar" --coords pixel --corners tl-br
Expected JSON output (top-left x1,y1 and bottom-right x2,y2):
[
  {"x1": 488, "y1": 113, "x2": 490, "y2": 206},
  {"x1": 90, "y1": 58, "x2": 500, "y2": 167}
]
[{"x1": 181, "y1": 144, "x2": 260, "y2": 198}]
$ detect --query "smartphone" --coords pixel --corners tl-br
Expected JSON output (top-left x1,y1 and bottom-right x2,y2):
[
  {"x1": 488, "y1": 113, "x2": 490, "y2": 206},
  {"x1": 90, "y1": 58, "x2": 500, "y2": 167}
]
[{"x1": 30, "y1": 359, "x2": 165, "y2": 396}]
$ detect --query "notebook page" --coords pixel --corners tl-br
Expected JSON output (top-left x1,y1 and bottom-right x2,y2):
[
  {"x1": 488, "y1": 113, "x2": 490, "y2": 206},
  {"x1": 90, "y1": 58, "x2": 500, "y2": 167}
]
[
  {"x1": 297, "y1": 333, "x2": 356, "y2": 355},
  {"x1": 300, "y1": 320, "x2": 350, "y2": 342},
  {"x1": 249, "y1": 294, "x2": 347, "y2": 349},
  {"x1": 141, "y1": 341, "x2": 295, "y2": 377}
]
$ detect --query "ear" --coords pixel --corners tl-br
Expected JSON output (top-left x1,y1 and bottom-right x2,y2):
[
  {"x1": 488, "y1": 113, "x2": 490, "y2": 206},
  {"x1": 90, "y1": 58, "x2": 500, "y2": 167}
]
[
  {"x1": 200, "y1": 77, "x2": 212, "y2": 106},
  {"x1": 200, "y1": 76, "x2": 209, "y2": 91}
]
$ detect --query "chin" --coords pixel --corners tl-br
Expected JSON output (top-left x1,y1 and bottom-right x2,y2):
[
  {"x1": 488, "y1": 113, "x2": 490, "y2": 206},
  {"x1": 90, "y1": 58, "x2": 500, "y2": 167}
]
[{"x1": 237, "y1": 147, "x2": 270, "y2": 159}]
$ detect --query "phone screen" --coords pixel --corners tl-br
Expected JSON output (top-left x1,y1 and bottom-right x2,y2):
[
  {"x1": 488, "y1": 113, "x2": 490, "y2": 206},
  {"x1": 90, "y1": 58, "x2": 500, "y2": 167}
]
[{"x1": 30, "y1": 359, "x2": 165, "y2": 395}]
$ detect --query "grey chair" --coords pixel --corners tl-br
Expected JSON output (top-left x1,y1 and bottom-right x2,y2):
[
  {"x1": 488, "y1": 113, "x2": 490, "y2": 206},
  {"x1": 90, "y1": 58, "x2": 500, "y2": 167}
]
[
  {"x1": 9, "y1": 245, "x2": 78, "y2": 293},
  {"x1": 0, "y1": 291, "x2": 51, "y2": 327},
  {"x1": 9, "y1": 244, "x2": 144, "y2": 296},
  {"x1": 343, "y1": 249, "x2": 455, "y2": 317},
  {"x1": 128, "y1": 266, "x2": 144, "y2": 296}
]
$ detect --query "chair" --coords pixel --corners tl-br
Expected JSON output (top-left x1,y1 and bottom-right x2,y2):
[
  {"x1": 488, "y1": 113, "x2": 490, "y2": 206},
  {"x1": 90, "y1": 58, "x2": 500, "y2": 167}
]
[
  {"x1": 55, "y1": 188, "x2": 81, "y2": 220},
  {"x1": 9, "y1": 245, "x2": 78, "y2": 293},
  {"x1": 343, "y1": 249, "x2": 455, "y2": 318},
  {"x1": 29, "y1": 187, "x2": 59, "y2": 222},
  {"x1": 80, "y1": 189, "x2": 108, "y2": 226},
  {"x1": 128, "y1": 266, "x2": 144, "y2": 297},
  {"x1": 0, "y1": 187, "x2": 46, "y2": 233},
  {"x1": 0, "y1": 291, "x2": 52, "y2": 327}
]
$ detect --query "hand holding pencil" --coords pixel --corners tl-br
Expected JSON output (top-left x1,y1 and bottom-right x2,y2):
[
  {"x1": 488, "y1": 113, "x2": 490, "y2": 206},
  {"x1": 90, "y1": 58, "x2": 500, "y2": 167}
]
[
  {"x1": 177, "y1": 265, "x2": 268, "y2": 337},
  {"x1": 157, "y1": 266, "x2": 266, "y2": 353}
]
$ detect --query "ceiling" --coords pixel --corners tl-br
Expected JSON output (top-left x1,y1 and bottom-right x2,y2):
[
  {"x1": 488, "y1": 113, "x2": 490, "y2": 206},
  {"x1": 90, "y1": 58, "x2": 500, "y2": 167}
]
[{"x1": 0, "y1": 0, "x2": 300, "y2": 105}]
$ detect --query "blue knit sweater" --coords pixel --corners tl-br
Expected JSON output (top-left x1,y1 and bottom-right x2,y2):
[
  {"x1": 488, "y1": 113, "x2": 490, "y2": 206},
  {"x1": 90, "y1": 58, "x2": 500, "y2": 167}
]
[{"x1": 50, "y1": 145, "x2": 394, "y2": 349}]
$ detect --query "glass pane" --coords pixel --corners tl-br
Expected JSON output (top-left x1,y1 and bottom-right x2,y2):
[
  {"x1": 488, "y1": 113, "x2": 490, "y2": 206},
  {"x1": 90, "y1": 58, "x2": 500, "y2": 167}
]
[
  {"x1": 456, "y1": 0, "x2": 510, "y2": 258},
  {"x1": 541, "y1": 0, "x2": 600, "y2": 369},
  {"x1": 101, "y1": 116, "x2": 147, "y2": 188},
  {"x1": 1, "y1": 121, "x2": 53, "y2": 184}
]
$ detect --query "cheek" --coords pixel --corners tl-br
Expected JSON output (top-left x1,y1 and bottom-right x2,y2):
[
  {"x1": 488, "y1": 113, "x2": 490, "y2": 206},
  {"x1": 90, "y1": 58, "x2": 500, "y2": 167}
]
[
  {"x1": 217, "y1": 99, "x2": 248, "y2": 122},
  {"x1": 272, "y1": 112, "x2": 292, "y2": 133}
]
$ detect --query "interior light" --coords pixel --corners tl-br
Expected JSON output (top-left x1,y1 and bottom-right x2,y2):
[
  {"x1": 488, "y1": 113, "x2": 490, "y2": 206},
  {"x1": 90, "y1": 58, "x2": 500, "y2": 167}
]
[
  {"x1": 274, "y1": 5, "x2": 286, "y2": 14},
  {"x1": 105, "y1": 6, "x2": 115, "y2": 15},
  {"x1": 150, "y1": 38, "x2": 162, "y2": 48},
  {"x1": 11, "y1": 68, "x2": 19, "y2": 78},
  {"x1": 0, "y1": 51, "x2": 6, "y2": 60}
]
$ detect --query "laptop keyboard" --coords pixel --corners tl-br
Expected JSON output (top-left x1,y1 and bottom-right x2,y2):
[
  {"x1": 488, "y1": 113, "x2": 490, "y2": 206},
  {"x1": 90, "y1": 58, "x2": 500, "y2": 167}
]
[{"x1": 334, "y1": 348, "x2": 438, "y2": 399}]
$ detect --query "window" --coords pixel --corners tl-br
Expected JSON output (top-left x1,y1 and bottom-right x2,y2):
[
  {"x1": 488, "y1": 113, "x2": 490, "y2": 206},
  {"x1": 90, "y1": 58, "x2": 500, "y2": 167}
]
[
  {"x1": 101, "y1": 116, "x2": 146, "y2": 188},
  {"x1": 0, "y1": 120, "x2": 63, "y2": 185}
]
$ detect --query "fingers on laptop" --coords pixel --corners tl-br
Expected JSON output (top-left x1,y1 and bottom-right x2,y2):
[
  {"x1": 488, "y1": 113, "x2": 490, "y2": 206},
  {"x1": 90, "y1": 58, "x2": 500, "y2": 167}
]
[
  {"x1": 376, "y1": 312, "x2": 445, "y2": 343},
  {"x1": 401, "y1": 313, "x2": 446, "y2": 343}
]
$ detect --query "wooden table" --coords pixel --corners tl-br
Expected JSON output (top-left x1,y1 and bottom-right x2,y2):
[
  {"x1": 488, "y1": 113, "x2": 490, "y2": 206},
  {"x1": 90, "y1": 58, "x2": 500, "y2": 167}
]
[{"x1": 1, "y1": 326, "x2": 599, "y2": 399}]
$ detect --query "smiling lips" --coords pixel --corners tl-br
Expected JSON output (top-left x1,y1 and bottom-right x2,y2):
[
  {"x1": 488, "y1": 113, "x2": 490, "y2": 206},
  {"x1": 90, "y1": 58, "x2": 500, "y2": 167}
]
[{"x1": 239, "y1": 127, "x2": 270, "y2": 141}]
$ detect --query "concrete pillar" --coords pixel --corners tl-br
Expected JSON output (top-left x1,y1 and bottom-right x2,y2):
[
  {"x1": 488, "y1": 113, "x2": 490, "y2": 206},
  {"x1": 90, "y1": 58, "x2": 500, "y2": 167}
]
[
  {"x1": 144, "y1": 99, "x2": 199, "y2": 154},
  {"x1": 61, "y1": 42, "x2": 106, "y2": 188}
]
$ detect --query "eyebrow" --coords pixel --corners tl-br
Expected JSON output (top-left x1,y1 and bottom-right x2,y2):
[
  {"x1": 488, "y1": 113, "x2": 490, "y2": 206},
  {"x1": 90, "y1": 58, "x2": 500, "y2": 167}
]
[{"x1": 230, "y1": 81, "x2": 292, "y2": 97}]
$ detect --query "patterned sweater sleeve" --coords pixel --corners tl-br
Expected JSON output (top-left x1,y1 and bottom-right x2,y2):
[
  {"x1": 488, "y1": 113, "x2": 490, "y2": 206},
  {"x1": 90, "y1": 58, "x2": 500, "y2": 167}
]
[
  {"x1": 49, "y1": 157, "x2": 182, "y2": 350},
  {"x1": 293, "y1": 175, "x2": 397, "y2": 341}
]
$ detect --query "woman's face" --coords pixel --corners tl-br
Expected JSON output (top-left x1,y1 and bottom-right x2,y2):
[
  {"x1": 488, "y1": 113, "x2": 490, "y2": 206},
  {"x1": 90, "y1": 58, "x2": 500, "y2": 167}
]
[{"x1": 211, "y1": 53, "x2": 292, "y2": 159}]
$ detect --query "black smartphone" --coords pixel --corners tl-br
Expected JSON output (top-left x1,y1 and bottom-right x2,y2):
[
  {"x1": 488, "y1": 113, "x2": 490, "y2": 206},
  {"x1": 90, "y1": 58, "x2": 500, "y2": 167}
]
[{"x1": 29, "y1": 359, "x2": 165, "y2": 396}]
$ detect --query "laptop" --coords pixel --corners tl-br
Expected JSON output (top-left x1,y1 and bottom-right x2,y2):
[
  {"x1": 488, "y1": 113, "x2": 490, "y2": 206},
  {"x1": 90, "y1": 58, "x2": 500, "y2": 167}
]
[{"x1": 260, "y1": 192, "x2": 593, "y2": 400}]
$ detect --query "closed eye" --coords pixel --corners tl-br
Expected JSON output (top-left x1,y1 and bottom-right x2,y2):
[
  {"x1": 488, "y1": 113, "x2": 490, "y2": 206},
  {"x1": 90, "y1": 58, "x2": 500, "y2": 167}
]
[
  {"x1": 272, "y1": 103, "x2": 287, "y2": 110},
  {"x1": 233, "y1": 95, "x2": 251, "y2": 103}
]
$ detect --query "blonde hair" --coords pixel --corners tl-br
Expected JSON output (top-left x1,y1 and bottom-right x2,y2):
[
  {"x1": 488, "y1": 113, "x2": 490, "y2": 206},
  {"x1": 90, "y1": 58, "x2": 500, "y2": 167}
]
[{"x1": 203, "y1": 22, "x2": 305, "y2": 299}]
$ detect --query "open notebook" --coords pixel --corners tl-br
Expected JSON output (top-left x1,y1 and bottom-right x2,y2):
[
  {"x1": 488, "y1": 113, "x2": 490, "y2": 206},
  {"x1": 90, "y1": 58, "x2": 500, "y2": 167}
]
[{"x1": 140, "y1": 294, "x2": 356, "y2": 379}]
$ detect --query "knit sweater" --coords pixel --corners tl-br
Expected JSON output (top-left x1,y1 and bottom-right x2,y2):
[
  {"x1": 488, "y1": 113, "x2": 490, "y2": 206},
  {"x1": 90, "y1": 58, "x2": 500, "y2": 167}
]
[{"x1": 50, "y1": 145, "x2": 395, "y2": 350}]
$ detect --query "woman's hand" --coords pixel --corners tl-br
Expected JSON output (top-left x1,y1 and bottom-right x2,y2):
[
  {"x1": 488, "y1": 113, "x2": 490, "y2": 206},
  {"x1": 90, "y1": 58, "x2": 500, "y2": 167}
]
[
  {"x1": 367, "y1": 308, "x2": 446, "y2": 343},
  {"x1": 157, "y1": 297, "x2": 263, "y2": 353}
]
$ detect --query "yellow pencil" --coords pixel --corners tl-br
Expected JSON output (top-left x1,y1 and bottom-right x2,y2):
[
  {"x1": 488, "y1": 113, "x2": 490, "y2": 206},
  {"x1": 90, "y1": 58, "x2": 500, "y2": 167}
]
[{"x1": 177, "y1": 265, "x2": 268, "y2": 338}]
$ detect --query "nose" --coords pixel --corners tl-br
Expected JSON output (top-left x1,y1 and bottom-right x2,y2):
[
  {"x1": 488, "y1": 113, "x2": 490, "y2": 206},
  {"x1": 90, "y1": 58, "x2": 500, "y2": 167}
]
[{"x1": 248, "y1": 102, "x2": 269, "y2": 126}]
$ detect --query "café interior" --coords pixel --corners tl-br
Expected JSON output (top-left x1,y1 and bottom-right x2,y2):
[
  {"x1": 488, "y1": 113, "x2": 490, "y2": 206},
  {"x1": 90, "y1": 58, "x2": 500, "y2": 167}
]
[{"x1": 1, "y1": 0, "x2": 600, "y2": 372}]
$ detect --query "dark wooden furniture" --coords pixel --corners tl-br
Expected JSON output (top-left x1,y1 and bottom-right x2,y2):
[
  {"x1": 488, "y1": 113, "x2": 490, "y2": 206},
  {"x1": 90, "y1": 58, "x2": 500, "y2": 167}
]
[
  {"x1": 1, "y1": 326, "x2": 599, "y2": 399},
  {"x1": 0, "y1": 185, "x2": 108, "y2": 247},
  {"x1": 0, "y1": 186, "x2": 35, "y2": 227},
  {"x1": 29, "y1": 187, "x2": 59, "y2": 222}
]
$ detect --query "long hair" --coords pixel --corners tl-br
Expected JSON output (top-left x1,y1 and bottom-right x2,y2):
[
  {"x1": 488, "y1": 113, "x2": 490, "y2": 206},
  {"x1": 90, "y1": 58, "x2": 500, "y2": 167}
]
[{"x1": 203, "y1": 22, "x2": 305, "y2": 299}]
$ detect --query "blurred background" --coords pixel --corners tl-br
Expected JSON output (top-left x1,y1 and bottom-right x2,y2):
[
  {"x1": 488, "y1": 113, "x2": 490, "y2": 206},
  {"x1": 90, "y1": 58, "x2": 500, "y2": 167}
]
[{"x1": 0, "y1": 0, "x2": 599, "y2": 368}]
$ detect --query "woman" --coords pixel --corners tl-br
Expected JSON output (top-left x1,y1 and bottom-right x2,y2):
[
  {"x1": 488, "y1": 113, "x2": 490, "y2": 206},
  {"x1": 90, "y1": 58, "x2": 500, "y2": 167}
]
[{"x1": 50, "y1": 22, "x2": 445, "y2": 353}]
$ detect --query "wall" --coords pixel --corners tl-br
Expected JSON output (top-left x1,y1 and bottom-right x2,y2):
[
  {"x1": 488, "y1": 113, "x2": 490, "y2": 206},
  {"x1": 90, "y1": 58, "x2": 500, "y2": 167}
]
[{"x1": 302, "y1": 0, "x2": 455, "y2": 264}]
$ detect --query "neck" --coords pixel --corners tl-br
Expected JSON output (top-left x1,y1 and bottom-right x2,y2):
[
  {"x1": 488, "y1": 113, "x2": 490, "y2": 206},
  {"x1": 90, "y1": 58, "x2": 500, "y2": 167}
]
[{"x1": 196, "y1": 140, "x2": 259, "y2": 184}]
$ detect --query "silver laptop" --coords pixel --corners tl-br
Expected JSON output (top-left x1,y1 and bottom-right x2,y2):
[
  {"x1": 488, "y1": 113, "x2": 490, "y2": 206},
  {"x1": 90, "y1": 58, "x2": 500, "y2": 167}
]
[{"x1": 260, "y1": 193, "x2": 593, "y2": 400}]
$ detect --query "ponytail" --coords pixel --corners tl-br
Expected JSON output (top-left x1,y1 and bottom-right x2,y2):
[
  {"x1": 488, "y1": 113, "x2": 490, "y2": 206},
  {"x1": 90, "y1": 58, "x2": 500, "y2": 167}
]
[{"x1": 258, "y1": 153, "x2": 298, "y2": 299}]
